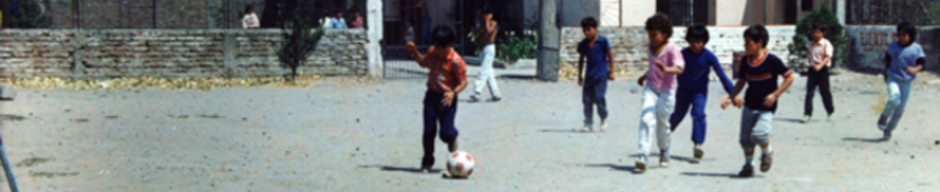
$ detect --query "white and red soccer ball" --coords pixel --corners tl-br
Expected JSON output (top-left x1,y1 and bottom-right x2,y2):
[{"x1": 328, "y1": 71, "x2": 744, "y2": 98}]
[{"x1": 446, "y1": 151, "x2": 475, "y2": 178}]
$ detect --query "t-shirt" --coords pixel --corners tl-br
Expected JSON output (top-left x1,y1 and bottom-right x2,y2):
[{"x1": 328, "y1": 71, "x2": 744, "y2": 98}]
[
  {"x1": 332, "y1": 18, "x2": 348, "y2": 29},
  {"x1": 646, "y1": 43, "x2": 685, "y2": 92},
  {"x1": 242, "y1": 13, "x2": 260, "y2": 29},
  {"x1": 808, "y1": 38, "x2": 834, "y2": 67},
  {"x1": 678, "y1": 48, "x2": 734, "y2": 94},
  {"x1": 577, "y1": 36, "x2": 612, "y2": 78},
  {"x1": 739, "y1": 52, "x2": 792, "y2": 112},
  {"x1": 422, "y1": 47, "x2": 468, "y2": 93},
  {"x1": 885, "y1": 42, "x2": 926, "y2": 82}
]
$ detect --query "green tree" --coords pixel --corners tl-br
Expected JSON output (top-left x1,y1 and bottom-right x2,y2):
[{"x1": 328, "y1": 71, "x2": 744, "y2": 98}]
[
  {"x1": 787, "y1": 5, "x2": 849, "y2": 73},
  {"x1": 277, "y1": 0, "x2": 325, "y2": 80}
]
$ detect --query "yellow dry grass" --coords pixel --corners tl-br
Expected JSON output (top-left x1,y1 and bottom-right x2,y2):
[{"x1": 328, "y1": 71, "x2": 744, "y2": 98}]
[{"x1": 0, "y1": 75, "x2": 322, "y2": 90}]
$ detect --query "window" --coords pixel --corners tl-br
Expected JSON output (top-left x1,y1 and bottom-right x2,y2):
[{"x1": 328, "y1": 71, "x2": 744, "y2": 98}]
[{"x1": 802, "y1": 0, "x2": 814, "y2": 11}]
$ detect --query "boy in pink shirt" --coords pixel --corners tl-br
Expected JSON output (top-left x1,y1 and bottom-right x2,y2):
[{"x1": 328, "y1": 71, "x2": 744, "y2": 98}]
[
  {"x1": 634, "y1": 14, "x2": 684, "y2": 172},
  {"x1": 802, "y1": 23, "x2": 835, "y2": 123}
]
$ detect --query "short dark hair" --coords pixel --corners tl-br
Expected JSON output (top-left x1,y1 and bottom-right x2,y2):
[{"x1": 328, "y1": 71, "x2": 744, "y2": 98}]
[
  {"x1": 581, "y1": 17, "x2": 598, "y2": 29},
  {"x1": 244, "y1": 5, "x2": 254, "y2": 14},
  {"x1": 897, "y1": 22, "x2": 918, "y2": 42},
  {"x1": 744, "y1": 24, "x2": 769, "y2": 48},
  {"x1": 811, "y1": 22, "x2": 828, "y2": 33},
  {"x1": 482, "y1": 7, "x2": 494, "y2": 15},
  {"x1": 432, "y1": 25, "x2": 456, "y2": 47},
  {"x1": 685, "y1": 25, "x2": 709, "y2": 44},
  {"x1": 645, "y1": 13, "x2": 673, "y2": 38}
]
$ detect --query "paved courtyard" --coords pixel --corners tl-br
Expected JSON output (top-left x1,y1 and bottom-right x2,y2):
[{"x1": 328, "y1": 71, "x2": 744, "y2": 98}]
[{"x1": 1, "y1": 71, "x2": 939, "y2": 191}]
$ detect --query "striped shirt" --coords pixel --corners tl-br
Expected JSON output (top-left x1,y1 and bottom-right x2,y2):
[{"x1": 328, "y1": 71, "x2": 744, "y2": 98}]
[{"x1": 739, "y1": 52, "x2": 792, "y2": 112}]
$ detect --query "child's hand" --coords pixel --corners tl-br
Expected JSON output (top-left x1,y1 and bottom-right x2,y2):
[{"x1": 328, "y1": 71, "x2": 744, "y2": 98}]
[
  {"x1": 442, "y1": 91, "x2": 456, "y2": 107},
  {"x1": 813, "y1": 64, "x2": 823, "y2": 72},
  {"x1": 655, "y1": 60, "x2": 666, "y2": 71},
  {"x1": 721, "y1": 98, "x2": 732, "y2": 110},
  {"x1": 637, "y1": 74, "x2": 647, "y2": 86},
  {"x1": 763, "y1": 94, "x2": 777, "y2": 107},
  {"x1": 578, "y1": 78, "x2": 583, "y2": 87},
  {"x1": 608, "y1": 72, "x2": 616, "y2": 81},
  {"x1": 906, "y1": 66, "x2": 921, "y2": 74},
  {"x1": 733, "y1": 97, "x2": 744, "y2": 108},
  {"x1": 406, "y1": 41, "x2": 417, "y2": 51}
]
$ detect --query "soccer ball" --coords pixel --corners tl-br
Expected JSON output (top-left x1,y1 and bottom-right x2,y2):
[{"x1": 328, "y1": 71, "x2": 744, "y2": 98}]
[{"x1": 446, "y1": 151, "x2": 475, "y2": 178}]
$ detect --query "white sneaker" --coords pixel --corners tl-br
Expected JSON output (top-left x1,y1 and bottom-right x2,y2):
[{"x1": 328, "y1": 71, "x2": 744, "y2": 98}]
[
  {"x1": 599, "y1": 119, "x2": 608, "y2": 132},
  {"x1": 583, "y1": 121, "x2": 593, "y2": 132},
  {"x1": 659, "y1": 149, "x2": 670, "y2": 168}
]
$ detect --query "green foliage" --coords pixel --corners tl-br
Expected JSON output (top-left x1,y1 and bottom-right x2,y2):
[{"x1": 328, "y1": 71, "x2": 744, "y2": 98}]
[
  {"x1": 787, "y1": 4, "x2": 849, "y2": 73},
  {"x1": 278, "y1": 5, "x2": 325, "y2": 80},
  {"x1": 497, "y1": 30, "x2": 538, "y2": 63},
  {"x1": 4, "y1": 0, "x2": 51, "y2": 28}
]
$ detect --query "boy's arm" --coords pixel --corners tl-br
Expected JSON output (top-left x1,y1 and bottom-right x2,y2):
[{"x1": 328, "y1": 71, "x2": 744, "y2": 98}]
[
  {"x1": 607, "y1": 49, "x2": 616, "y2": 80},
  {"x1": 763, "y1": 71, "x2": 795, "y2": 107},
  {"x1": 578, "y1": 54, "x2": 585, "y2": 85},
  {"x1": 722, "y1": 78, "x2": 747, "y2": 109},
  {"x1": 884, "y1": 52, "x2": 892, "y2": 82},
  {"x1": 711, "y1": 56, "x2": 736, "y2": 94},
  {"x1": 406, "y1": 42, "x2": 427, "y2": 68}
]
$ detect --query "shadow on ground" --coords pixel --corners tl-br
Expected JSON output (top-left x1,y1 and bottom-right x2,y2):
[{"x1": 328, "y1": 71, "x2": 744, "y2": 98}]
[
  {"x1": 358, "y1": 165, "x2": 442, "y2": 174},
  {"x1": 582, "y1": 163, "x2": 640, "y2": 174},
  {"x1": 841, "y1": 137, "x2": 887, "y2": 143}
]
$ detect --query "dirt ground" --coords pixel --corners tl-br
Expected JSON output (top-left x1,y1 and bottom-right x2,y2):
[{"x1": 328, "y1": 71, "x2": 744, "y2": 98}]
[{"x1": 0, "y1": 70, "x2": 938, "y2": 191}]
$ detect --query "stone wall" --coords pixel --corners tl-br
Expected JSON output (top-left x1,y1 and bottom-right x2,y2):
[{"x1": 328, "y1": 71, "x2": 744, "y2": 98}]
[
  {"x1": 844, "y1": 25, "x2": 939, "y2": 72},
  {"x1": 560, "y1": 26, "x2": 796, "y2": 73},
  {"x1": 0, "y1": 29, "x2": 368, "y2": 78}
]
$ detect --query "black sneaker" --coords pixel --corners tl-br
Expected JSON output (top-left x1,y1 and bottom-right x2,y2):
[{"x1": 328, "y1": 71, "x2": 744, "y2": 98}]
[
  {"x1": 737, "y1": 164, "x2": 754, "y2": 177},
  {"x1": 760, "y1": 152, "x2": 773, "y2": 173},
  {"x1": 492, "y1": 97, "x2": 502, "y2": 102},
  {"x1": 421, "y1": 156, "x2": 435, "y2": 173},
  {"x1": 877, "y1": 115, "x2": 888, "y2": 131}
]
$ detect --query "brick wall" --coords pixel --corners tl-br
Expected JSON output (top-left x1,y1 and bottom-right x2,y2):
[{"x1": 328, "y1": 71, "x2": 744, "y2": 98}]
[
  {"x1": 0, "y1": 29, "x2": 367, "y2": 78},
  {"x1": 560, "y1": 26, "x2": 797, "y2": 73}
]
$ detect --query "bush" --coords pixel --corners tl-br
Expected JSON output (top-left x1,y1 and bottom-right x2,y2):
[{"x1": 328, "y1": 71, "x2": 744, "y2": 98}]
[
  {"x1": 497, "y1": 30, "x2": 538, "y2": 63},
  {"x1": 787, "y1": 4, "x2": 849, "y2": 73}
]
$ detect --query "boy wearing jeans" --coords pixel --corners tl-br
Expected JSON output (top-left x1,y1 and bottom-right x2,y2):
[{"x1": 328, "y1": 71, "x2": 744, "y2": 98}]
[
  {"x1": 802, "y1": 23, "x2": 835, "y2": 123},
  {"x1": 722, "y1": 25, "x2": 795, "y2": 177},
  {"x1": 635, "y1": 14, "x2": 684, "y2": 172},
  {"x1": 879, "y1": 22, "x2": 926, "y2": 140},
  {"x1": 406, "y1": 26, "x2": 468, "y2": 173},
  {"x1": 577, "y1": 17, "x2": 616, "y2": 132}
]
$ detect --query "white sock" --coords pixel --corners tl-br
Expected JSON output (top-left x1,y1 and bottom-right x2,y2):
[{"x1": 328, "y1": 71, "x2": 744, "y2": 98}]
[
  {"x1": 745, "y1": 155, "x2": 754, "y2": 165},
  {"x1": 762, "y1": 145, "x2": 773, "y2": 155}
]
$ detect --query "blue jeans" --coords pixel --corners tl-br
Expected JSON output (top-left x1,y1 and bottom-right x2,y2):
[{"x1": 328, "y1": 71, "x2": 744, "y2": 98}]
[
  {"x1": 669, "y1": 90, "x2": 708, "y2": 145},
  {"x1": 881, "y1": 79, "x2": 912, "y2": 133},
  {"x1": 582, "y1": 76, "x2": 609, "y2": 124},
  {"x1": 422, "y1": 90, "x2": 459, "y2": 164}
]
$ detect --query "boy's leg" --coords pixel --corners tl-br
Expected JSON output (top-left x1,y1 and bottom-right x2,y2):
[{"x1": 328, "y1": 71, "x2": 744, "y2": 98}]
[
  {"x1": 439, "y1": 99, "x2": 461, "y2": 152},
  {"x1": 819, "y1": 69, "x2": 835, "y2": 116},
  {"x1": 669, "y1": 90, "x2": 693, "y2": 132},
  {"x1": 637, "y1": 86, "x2": 658, "y2": 166},
  {"x1": 422, "y1": 92, "x2": 441, "y2": 169},
  {"x1": 885, "y1": 81, "x2": 912, "y2": 133},
  {"x1": 655, "y1": 89, "x2": 676, "y2": 167},
  {"x1": 690, "y1": 91, "x2": 708, "y2": 145},
  {"x1": 595, "y1": 77, "x2": 609, "y2": 121},
  {"x1": 804, "y1": 71, "x2": 819, "y2": 117},
  {"x1": 879, "y1": 80, "x2": 902, "y2": 130},
  {"x1": 583, "y1": 77, "x2": 597, "y2": 129},
  {"x1": 738, "y1": 107, "x2": 758, "y2": 177},
  {"x1": 753, "y1": 110, "x2": 775, "y2": 173},
  {"x1": 484, "y1": 45, "x2": 502, "y2": 99}
]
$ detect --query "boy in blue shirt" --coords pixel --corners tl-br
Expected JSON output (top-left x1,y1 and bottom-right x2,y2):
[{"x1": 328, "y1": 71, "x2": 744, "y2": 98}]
[
  {"x1": 878, "y1": 22, "x2": 926, "y2": 141},
  {"x1": 577, "y1": 17, "x2": 616, "y2": 132},
  {"x1": 669, "y1": 25, "x2": 735, "y2": 161}
]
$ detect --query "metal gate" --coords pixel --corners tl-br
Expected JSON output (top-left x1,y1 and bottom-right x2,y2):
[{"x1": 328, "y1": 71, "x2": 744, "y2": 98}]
[{"x1": 382, "y1": 45, "x2": 429, "y2": 79}]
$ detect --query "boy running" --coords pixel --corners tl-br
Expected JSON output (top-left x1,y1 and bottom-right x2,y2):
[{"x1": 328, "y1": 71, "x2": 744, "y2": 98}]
[
  {"x1": 722, "y1": 25, "x2": 795, "y2": 177},
  {"x1": 577, "y1": 17, "x2": 616, "y2": 132},
  {"x1": 669, "y1": 25, "x2": 734, "y2": 161},
  {"x1": 405, "y1": 26, "x2": 468, "y2": 173},
  {"x1": 878, "y1": 22, "x2": 926, "y2": 141},
  {"x1": 635, "y1": 14, "x2": 684, "y2": 172}
]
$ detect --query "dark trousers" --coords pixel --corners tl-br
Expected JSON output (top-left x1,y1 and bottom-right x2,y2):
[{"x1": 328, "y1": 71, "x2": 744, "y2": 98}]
[
  {"x1": 422, "y1": 90, "x2": 459, "y2": 165},
  {"x1": 582, "y1": 76, "x2": 609, "y2": 124},
  {"x1": 804, "y1": 68, "x2": 835, "y2": 116},
  {"x1": 669, "y1": 90, "x2": 708, "y2": 144}
]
